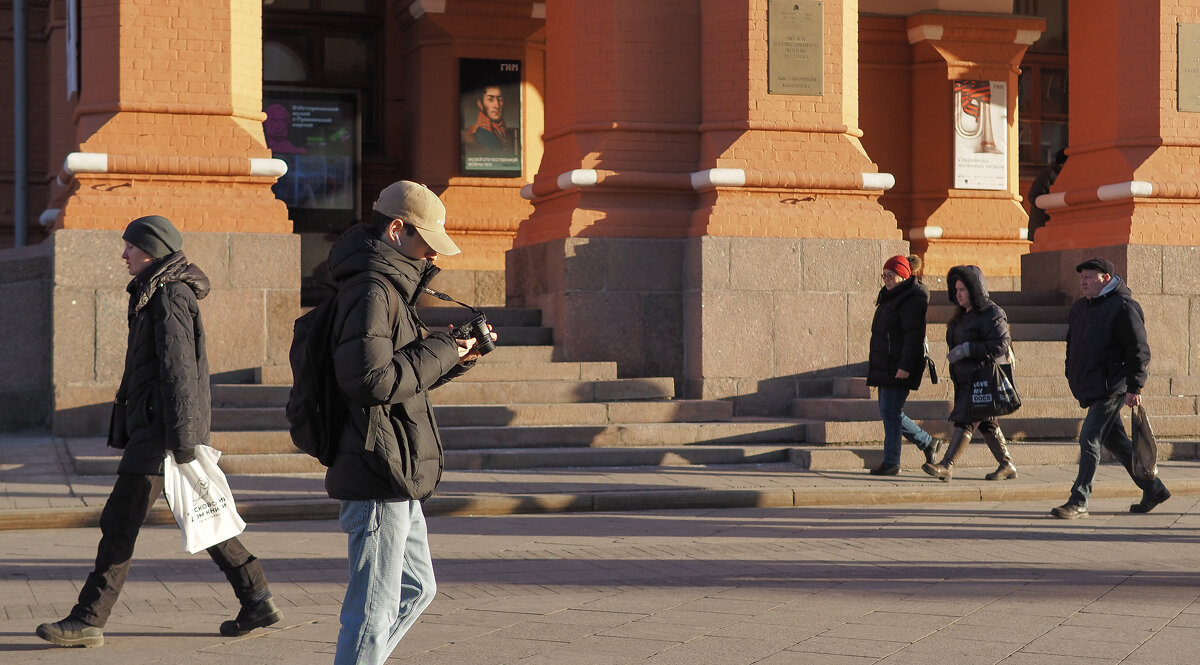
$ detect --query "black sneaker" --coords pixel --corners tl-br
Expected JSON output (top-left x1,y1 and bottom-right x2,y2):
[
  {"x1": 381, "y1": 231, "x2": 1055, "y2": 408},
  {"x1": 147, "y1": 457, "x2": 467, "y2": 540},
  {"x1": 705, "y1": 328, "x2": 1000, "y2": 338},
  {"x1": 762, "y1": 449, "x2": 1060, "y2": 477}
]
[
  {"x1": 869, "y1": 463, "x2": 900, "y2": 476},
  {"x1": 923, "y1": 438, "x2": 944, "y2": 466},
  {"x1": 36, "y1": 617, "x2": 104, "y2": 648},
  {"x1": 1130, "y1": 488, "x2": 1171, "y2": 514},
  {"x1": 220, "y1": 597, "x2": 283, "y2": 637},
  {"x1": 1050, "y1": 503, "x2": 1088, "y2": 519}
]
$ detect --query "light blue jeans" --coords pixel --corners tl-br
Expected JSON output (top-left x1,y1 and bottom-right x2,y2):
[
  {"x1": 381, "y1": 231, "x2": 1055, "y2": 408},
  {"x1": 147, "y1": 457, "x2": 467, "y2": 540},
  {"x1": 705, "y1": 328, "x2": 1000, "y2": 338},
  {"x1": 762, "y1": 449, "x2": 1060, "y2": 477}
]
[{"x1": 334, "y1": 499, "x2": 437, "y2": 665}]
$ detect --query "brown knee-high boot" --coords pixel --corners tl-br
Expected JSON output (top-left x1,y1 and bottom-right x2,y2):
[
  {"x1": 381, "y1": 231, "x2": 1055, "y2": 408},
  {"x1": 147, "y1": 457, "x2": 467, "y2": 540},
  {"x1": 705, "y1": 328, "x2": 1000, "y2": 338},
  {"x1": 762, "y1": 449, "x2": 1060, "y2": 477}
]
[
  {"x1": 922, "y1": 427, "x2": 971, "y2": 482},
  {"x1": 982, "y1": 427, "x2": 1017, "y2": 480}
]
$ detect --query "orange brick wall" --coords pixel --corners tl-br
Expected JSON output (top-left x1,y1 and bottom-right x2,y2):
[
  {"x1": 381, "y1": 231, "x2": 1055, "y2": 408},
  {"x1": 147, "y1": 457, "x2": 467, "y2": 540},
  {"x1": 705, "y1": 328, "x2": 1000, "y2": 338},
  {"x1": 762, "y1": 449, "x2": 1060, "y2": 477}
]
[{"x1": 57, "y1": 0, "x2": 288, "y2": 235}]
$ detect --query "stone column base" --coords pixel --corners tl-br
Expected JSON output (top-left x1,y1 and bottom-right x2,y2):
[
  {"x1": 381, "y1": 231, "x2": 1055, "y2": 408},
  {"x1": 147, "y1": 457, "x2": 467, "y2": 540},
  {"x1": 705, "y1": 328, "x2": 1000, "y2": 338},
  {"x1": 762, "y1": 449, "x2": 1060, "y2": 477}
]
[
  {"x1": 508, "y1": 235, "x2": 910, "y2": 416},
  {"x1": 1023, "y1": 245, "x2": 1198, "y2": 377}
]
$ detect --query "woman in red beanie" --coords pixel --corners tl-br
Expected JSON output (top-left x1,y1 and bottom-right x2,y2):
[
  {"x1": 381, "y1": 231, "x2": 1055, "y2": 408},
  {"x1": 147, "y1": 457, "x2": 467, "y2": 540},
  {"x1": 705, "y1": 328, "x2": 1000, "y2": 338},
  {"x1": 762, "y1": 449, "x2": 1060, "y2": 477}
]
[{"x1": 865, "y1": 254, "x2": 942, "y2": 475}]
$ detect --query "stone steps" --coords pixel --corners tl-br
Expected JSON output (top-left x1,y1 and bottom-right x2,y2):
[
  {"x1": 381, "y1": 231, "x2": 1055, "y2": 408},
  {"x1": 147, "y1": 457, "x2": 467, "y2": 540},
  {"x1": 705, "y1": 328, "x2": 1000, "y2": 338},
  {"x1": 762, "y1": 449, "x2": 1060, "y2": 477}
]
[
  {"x1": 799, "y1": 413, "x2": 1200, "y2": 444},
  {"x1": 212, "y1": 400, "x2": 735, "y2": 430}
]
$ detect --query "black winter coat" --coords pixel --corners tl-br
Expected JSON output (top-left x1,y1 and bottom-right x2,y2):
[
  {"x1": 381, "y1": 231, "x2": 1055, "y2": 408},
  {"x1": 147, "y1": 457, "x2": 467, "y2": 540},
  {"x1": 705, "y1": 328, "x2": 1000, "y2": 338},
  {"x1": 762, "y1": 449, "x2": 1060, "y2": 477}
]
[
  {"x1": 945, "y1": 266, "x2": 1011, "y2": 423},
  {"x1": 1065, "y1": 276, "x2": 1150, "y2": 407},
  {"x1": 866, "y1": 277, "x2": 928, "y2": 391},
  {"x1": 110, "y1": 252, "x2": 212, "y2": 475},
  {"x1": 324, "y1": 225, "x2": 471, "y2": 501}
]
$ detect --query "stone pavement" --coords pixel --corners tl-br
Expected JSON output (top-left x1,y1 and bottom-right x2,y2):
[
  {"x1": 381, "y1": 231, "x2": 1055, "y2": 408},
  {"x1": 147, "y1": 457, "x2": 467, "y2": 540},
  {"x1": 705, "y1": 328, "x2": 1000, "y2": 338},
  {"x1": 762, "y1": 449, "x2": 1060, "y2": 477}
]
[
  {"x1": 6, "y1": 431, "x2": 1200, "y2": 530},
  {"x1": 4, "y1": 494, "x2": 1200, "y2": 664}
]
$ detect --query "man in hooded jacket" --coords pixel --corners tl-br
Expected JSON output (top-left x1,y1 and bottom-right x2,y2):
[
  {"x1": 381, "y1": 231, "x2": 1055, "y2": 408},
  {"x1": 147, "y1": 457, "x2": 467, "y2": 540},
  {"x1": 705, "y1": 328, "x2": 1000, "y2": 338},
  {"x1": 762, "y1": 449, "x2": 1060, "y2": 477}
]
[
  {"x1": 324, "y1": 181, "x2": 494, "y2": 665},
  {"x1": 1051, "y1": 258, "x2": 1171, "y2": 519},
  {"x1": 36, "y1": 215, "x2": 279, "y2": 648}
]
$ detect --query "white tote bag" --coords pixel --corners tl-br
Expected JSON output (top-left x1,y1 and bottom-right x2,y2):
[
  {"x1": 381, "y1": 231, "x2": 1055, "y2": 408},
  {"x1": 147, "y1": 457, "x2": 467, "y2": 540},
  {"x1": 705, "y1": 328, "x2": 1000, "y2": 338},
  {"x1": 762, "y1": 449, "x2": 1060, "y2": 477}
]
[{"x1": 162, "y1": 445, "x2": 247, "y2": 554}]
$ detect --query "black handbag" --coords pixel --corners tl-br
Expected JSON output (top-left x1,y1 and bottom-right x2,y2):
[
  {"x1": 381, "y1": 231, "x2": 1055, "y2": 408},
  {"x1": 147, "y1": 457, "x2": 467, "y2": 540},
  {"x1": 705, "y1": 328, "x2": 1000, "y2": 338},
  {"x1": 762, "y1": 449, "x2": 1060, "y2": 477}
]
[
  {"x1": 1130, "y1": 404, "x2": 1158, "y2": 481},
  {"x1": 967, "y1": 360, "x2": 1021, "y2": 419},
  {"x1": 107, "y1": 399, "x2": 129, "y2": 450}
]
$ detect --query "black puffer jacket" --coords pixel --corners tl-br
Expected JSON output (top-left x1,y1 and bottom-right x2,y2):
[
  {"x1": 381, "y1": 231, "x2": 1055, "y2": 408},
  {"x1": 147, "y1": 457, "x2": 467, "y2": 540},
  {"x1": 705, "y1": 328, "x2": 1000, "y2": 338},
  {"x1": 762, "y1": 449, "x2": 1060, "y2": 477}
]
[
  {"x1": 110, "y1": 252, "x2": 212, "y2": 475},
  {"x1": 945, "y1": 265, "x2": 1011, "y2": 423},
  {"x1": 1065, "y1": 276, "x2": 1150, "y2": 407},
  {"x1": 866, "y1": 277, "x2": 928, "y2": 391},
  {"x1": 324, "y1": 224, "x2": 470, "y2": 501}
]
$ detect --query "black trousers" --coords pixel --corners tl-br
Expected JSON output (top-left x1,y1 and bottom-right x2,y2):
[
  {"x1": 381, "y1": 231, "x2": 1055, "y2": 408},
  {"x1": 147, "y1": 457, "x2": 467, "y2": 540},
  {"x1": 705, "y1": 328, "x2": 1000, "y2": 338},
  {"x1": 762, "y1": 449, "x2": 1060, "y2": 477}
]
[{"x1": 71, "y1": 473, "x2": 269, "y2": 627}]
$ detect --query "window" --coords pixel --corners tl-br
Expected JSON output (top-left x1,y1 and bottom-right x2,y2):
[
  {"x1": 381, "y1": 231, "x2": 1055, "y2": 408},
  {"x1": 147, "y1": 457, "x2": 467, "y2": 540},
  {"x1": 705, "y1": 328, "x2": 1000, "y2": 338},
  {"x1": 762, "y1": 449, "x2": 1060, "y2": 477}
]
[
  {"x1": 264, "y1": 3, "x2": 381, "y2": 153},
  {"x1": 1015, "y1": 0, "x2": 1068, "y2": 170}
]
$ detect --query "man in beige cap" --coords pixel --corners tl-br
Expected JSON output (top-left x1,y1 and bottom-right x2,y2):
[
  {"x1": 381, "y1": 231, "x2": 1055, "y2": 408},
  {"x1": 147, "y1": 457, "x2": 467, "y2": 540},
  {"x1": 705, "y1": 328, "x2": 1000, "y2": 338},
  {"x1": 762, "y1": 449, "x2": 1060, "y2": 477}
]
[{"x1": 319, "y1": 180, "x2": 493, "y2": 665}]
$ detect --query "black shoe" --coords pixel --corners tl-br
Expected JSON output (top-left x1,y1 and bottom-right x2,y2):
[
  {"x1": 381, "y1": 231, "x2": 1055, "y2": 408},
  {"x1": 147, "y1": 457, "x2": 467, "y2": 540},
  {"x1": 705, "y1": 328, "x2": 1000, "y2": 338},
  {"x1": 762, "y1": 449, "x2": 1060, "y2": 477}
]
[
  {"x1": 1130, "y1": 488, "x2": 1171, "y2": 514},
  {"x1": 869, "y1": 463, "x2": 900, "y2": 476},
  {"x1": 1051, "y1": 503, "x2": 1088, "y2": 519},
  {"x1": 36, "y1": 617, "x2": 104, "y2": 648},
  {"x1": 219, "y1": 597, "x2": 282, "y2": 637},
  {"x1": 923, "y1": 438, "x2": 944, "y2": 466}
]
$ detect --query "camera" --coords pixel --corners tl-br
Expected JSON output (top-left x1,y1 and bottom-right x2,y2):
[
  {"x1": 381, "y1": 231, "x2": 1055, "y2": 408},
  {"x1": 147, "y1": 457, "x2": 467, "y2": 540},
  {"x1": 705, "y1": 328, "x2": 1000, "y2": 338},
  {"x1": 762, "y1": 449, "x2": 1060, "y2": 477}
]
[{"x1": 451, "y1": 313, "x2": 495, "y2": 356}]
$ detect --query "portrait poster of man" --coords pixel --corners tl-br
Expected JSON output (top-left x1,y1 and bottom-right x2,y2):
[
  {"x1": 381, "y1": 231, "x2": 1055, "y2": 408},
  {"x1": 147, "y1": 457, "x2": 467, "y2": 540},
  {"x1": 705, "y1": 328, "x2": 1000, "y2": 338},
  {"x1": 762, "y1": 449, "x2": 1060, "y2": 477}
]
[
  {"x1": 460, "y1": 59, "x2": 521, "y2": 177},
  {"x1": 262, "y1": 88, "x2": 360, "y2": 232}
]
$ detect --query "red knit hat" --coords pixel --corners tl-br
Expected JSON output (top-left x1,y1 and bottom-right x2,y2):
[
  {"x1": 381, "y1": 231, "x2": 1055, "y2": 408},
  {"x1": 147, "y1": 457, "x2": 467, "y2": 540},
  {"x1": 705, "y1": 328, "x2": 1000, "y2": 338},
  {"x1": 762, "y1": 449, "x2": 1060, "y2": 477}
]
[{"x1": 883, "y1": 255, "x2": 911, "y2": 279}]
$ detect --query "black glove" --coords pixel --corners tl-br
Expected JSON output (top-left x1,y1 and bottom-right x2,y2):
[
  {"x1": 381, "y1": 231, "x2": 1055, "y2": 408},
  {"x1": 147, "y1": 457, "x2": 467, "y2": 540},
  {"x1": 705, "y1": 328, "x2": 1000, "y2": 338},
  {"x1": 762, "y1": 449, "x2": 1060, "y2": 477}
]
[{"x1": 172, "y1": 448, "x2": 197, "y2": 464}]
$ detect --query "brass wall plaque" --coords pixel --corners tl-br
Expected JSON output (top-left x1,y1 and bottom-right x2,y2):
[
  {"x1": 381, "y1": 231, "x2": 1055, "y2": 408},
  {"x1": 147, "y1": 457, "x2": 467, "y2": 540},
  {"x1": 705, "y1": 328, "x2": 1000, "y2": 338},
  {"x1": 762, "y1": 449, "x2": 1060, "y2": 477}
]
[
  {"x1": 768, "y1": 0, "x2": 823, "y2": 96},
  {"x1": 1180, "y1": 23, "x2": 1200, "y2": 112}
]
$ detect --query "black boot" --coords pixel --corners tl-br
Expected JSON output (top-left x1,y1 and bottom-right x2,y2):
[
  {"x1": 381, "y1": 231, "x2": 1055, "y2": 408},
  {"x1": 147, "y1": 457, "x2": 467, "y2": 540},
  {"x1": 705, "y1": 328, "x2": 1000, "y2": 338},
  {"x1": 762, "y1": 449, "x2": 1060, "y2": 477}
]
[
  {"x1": 36, "y1": 617, "x2": 104, "y2": 648},
  {"x1": 219, "y1": 597, "x2": 282, "y2": 636},
  {"x1": 922, "y1": 428, "x2": 971, "y2": 482},
  {"x1": 982, "y1": 427, "x2": 1017, "y2": 480}
]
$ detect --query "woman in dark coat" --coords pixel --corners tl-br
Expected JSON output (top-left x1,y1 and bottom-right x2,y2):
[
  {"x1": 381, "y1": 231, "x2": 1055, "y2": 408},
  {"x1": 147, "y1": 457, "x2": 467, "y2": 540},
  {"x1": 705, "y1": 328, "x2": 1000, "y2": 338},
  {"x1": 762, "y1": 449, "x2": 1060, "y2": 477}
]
[
  {"x1": 36, "y1": 216, "x2": 281, "y2": 648},
  {"x1": 922, "y1": 265, "x2": 1018, "y2": 482},
  {"x1": 865, "y1": 255, "x2": 942, "y2": 475}
]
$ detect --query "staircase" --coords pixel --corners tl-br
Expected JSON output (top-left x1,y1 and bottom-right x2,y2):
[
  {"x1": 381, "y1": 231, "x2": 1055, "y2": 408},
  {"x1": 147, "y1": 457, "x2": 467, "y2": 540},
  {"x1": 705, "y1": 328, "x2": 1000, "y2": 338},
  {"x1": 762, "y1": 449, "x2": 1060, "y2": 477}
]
[
  {"x1": 69, "y1": 306, "x2": 808, "y2": 475},
  {"x1": 68, "y1": 293, "x2": 1200, "y2": 476},
  {"x1": 789, "y1": 291, "x2": 1200, "y2": 469}
]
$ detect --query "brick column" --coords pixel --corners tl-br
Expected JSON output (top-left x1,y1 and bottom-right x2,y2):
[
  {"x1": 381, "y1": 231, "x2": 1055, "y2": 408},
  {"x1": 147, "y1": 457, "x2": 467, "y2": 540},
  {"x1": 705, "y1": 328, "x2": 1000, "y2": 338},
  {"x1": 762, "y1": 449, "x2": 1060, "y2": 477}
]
[
  {"x1": 510, "y1": 0, "x2": 908, "y2": 414},
  {"x1": 56, "y1": 0, "x2": 289, "y2": 232},
  {"x1": 44, "y1": 0, "x2": 299, "y2": 435},
  {"x1": 905, "y1": 12, "x2": 1043, "y2": 281},
  {"x1": 1023, "y1": 0, "x2": 1200, "y2": 381}
]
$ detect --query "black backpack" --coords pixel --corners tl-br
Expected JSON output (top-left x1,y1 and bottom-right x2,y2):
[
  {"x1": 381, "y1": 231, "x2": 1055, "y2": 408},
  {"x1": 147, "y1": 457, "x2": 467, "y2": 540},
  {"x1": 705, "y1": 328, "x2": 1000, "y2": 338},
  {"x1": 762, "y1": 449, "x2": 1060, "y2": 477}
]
[{"x1": 286, "y1": 272, "x2": 397, "y2": 465}]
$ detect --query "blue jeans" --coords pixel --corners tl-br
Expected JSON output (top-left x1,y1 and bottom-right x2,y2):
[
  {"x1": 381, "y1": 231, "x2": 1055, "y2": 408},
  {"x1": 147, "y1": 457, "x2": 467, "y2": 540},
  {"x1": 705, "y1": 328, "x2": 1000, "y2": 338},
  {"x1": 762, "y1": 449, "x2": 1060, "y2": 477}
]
[
  {"x1": 334, "y1": 499, "x2": 437, "y2": 665},
  {"x1": 878, "y1": 386, "x2": 934, "y2": 465},
  {"x1": 1068, "y1": 393, "x2": 1167, "y2": 507}
]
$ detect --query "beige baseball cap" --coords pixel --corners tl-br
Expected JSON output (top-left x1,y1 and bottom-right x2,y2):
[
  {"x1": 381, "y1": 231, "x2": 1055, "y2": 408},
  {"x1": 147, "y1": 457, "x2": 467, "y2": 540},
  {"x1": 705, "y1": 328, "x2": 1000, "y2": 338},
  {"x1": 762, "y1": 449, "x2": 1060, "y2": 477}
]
[{"x1": 372, "y1": 180, "x2": 461, "y2": 256}]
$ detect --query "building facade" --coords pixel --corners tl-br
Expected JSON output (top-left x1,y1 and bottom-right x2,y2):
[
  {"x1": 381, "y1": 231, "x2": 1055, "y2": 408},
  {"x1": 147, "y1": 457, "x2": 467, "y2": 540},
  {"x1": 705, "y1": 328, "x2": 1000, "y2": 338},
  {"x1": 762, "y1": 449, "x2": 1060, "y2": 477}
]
[{"x1": 3, "y1": 0, "x2": 1199, "y2": 431}]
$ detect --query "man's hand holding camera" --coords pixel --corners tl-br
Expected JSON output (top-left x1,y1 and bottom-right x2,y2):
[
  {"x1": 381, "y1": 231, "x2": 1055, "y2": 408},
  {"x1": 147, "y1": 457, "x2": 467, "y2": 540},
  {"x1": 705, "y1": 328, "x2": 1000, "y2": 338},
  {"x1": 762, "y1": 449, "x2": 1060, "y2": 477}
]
[{"x1": 451, "y1": 322, "x2": 497, "y2": 363}]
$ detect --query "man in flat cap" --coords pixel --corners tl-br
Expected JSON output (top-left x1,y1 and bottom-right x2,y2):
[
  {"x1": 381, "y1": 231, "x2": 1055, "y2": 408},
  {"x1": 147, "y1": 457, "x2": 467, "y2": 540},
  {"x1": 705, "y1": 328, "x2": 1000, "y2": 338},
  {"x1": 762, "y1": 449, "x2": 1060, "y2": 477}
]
[
  {"x1": 1051, "y1": 257, "x2": 1170, "y2": 519},
  {"x1": 320, "y1": 181, "x2": 494, "y2": 665}
]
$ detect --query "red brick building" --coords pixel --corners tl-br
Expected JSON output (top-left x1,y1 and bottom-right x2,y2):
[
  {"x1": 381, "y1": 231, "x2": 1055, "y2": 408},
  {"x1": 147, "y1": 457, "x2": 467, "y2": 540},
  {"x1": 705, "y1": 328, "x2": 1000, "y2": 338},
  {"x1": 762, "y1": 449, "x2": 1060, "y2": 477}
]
[{"x1": 3, "y1": 0, "x2": 1199, "y2": 430}]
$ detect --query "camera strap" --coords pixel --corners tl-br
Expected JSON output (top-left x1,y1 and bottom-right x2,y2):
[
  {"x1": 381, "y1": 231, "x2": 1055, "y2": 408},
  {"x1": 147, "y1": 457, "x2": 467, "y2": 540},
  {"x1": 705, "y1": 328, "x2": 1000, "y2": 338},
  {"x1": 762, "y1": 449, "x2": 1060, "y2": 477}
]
[{"x1": 421, "y1": 287, "x2": 480, "y2": 314}]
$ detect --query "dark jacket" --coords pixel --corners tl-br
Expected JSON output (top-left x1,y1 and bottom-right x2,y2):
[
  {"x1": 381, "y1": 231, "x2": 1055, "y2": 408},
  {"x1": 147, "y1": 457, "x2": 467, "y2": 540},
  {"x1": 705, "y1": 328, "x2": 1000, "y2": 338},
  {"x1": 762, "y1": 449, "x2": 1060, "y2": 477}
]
[
  {"x1": 110, "y1": 252, "x2": 212, "y2": 475},
  {"x1": 1065, "y1": 276, "x2": 1150, "y2": 407},
  {"x1": 945, "y1": 265, "x2": 1011, "y2": 423},
  {"x1": 866, "y1": 277, "x2": 928, "y2": 391},
  {"x1": 324, "y1": 224, "x2": 470, "y2": 501}
]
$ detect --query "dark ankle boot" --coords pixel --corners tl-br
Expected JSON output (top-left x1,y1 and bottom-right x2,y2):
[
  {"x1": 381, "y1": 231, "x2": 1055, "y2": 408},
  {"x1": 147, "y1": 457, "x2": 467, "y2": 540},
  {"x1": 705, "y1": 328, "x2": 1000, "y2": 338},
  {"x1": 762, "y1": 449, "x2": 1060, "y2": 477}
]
[
  {"x1": 922, "y1": 428, "x2": 971, "y2": 482},
  {"x1": 220, "y1": 597, "x2": 282, "y2": 637},
  {"x1": 982, "y1": 427, "x2": 1017, "y2": 480}
]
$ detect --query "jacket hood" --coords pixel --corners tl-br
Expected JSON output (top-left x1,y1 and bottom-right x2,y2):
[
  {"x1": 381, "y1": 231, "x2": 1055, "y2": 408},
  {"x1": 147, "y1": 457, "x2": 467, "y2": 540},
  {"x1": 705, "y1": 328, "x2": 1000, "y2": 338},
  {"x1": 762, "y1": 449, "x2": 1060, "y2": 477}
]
[
  {"x1": 946, "y1": 265, "x2": 991, "y2": 311},
  {"x1": 326, "y1": 224, "x2": 439, "y2": 304},
  {"x1": 127, "y1": 252, "x2": 209, "y2": 317},
  {"x1": 876, "y1": 275, "x2": 927, "y2": 305}
]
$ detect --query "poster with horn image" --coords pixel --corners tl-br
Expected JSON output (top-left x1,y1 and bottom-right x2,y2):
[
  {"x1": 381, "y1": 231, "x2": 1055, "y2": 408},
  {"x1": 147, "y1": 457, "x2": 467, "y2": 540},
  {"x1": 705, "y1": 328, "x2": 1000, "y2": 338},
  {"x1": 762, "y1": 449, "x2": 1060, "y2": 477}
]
[{"x1": 953, "y1": 79, "x2": 1007, "y2": 191}]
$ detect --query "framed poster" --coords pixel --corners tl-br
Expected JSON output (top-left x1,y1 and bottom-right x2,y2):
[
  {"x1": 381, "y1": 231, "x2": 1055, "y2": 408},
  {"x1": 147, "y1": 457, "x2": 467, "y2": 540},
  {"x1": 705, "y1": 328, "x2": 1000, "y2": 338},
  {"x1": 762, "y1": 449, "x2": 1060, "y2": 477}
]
[
  {"x1": 460, "y1": 59, "x2": 522, "y2": 177},
  {"x1": 953, "y1": 80, "x2": 1007, "y2": 191},
  {"x1": 263, "y1": 87, "x2": 361, "y2": 233}
]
